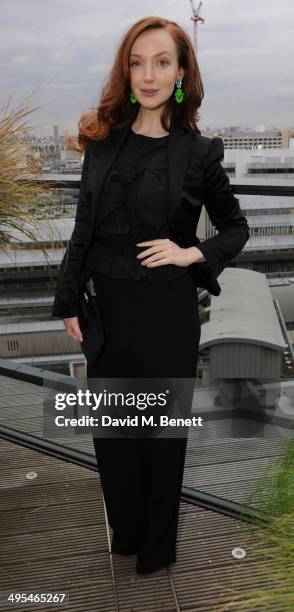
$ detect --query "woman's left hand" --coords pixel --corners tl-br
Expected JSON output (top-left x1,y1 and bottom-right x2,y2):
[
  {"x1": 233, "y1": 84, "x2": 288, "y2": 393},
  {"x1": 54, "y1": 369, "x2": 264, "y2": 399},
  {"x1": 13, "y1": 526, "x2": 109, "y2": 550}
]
[{"x1": 136, "y1": 239, "x2": 205, "y2": 268}]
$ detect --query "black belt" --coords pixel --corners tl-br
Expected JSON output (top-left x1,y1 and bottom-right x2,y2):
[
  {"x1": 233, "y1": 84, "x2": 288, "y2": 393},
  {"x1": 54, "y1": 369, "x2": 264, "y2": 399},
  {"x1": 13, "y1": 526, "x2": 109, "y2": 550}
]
[{"x1": 93, "y1": 236, "x2": 172, "y2": 255}]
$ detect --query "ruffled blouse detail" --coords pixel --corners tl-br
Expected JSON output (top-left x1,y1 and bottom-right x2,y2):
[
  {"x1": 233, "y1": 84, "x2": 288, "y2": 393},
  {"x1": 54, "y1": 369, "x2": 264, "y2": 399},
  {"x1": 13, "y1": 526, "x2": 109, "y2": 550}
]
[{"x1": 114, "y1": 160, "x2": 138, "y2": 184}]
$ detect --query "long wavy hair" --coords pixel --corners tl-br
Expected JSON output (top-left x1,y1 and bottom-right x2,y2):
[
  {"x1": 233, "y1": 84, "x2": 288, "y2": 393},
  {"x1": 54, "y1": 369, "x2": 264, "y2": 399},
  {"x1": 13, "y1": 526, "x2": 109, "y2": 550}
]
[{"x1": 66, "y1": 16, "x2": 204, "y2": 153}]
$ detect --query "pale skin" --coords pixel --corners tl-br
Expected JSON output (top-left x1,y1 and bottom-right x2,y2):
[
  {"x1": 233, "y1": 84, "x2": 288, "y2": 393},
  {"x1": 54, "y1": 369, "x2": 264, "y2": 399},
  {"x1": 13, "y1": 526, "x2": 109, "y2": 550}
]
[{"x1": 64, "y1": 28, "x2": 205, "y2": 342}]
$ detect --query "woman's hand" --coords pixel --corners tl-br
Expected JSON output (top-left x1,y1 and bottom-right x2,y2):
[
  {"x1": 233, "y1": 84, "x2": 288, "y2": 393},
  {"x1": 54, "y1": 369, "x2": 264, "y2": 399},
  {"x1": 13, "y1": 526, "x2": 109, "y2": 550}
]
[
  {"x1": 63, "y1": 316, "x2": 83, "y2": 342},
  {"x1": 136, "y1": 239, "x2": 206, "y2": 268}
]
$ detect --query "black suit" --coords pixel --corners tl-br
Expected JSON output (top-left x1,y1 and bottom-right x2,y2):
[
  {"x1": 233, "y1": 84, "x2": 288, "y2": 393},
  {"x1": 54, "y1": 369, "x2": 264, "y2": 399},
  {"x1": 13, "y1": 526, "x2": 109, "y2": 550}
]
[
  {"x1": 52, "y1": 117, "x2": 249, "y2": 318},
  {"x1": 52, "y1": 117, "x2": 250, "y2": 574}
]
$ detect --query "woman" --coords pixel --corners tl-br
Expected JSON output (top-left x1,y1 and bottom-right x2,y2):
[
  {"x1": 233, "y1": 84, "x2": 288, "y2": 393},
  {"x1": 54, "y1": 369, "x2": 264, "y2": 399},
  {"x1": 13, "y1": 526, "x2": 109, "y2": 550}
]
[{"x1": 52, "y1": 16, "x2": 250, "y2": 574}]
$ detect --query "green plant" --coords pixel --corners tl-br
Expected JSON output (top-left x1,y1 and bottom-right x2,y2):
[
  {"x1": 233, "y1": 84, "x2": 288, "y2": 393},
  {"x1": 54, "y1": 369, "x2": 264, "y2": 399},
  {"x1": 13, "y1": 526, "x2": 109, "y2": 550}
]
[
  {"x1": 220, "y1": 437, "x2": 294, "y2": 610},
  {"x1": 0, "y1": 94, "x2": 60, "y2": 246}
]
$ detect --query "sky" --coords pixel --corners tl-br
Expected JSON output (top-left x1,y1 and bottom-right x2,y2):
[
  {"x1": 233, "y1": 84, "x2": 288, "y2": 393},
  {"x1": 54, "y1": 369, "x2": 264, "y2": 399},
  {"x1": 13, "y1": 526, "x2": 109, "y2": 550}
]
[{"x1": 1, "y1": 0, "x2": 293, "y2": 137}]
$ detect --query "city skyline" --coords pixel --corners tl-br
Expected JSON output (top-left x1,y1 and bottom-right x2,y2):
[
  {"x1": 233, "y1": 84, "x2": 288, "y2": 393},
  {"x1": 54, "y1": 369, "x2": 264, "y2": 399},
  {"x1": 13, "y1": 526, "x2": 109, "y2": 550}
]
[{"x1": 1, "y1": 0, "x2": 293, "y2": 137}]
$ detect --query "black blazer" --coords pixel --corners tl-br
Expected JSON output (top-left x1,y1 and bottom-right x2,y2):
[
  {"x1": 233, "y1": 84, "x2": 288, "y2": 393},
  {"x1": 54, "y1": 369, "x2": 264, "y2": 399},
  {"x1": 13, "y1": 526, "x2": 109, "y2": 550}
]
[{"x1": 52, "y1": 117, "x2": 250, "y2": 318}]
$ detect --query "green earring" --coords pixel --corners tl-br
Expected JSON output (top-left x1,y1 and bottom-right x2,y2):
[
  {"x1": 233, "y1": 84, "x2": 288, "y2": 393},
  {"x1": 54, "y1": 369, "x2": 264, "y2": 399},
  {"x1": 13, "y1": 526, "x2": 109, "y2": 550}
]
[
  {"x1": 130, "y1": 91, "x2": 137, "y2": 104},
  {"x1": 174, "y1": 76, "x2": 184, "y2": 104}
]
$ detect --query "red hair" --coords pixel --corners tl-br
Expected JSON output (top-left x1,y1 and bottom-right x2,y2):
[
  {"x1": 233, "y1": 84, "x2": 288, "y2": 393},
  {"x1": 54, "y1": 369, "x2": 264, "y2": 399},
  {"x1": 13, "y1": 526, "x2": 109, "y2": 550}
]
[{"x1": 66, "y1": 16, "x2": 204, "y2": 153}]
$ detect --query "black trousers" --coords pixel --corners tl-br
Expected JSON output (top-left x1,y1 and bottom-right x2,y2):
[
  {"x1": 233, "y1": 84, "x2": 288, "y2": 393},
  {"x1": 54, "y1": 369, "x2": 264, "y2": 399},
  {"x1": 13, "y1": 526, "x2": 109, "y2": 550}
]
[{"x1": 89, "y1": 270, "x2": 200, "y2": 570}]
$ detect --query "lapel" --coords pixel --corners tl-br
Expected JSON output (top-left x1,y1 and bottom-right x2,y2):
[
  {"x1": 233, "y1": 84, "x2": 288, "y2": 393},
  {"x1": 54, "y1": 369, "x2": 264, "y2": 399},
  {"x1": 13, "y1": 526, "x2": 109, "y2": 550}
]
[{"x1": 88, "y1": 116, "x2": 193, "y2": 227}]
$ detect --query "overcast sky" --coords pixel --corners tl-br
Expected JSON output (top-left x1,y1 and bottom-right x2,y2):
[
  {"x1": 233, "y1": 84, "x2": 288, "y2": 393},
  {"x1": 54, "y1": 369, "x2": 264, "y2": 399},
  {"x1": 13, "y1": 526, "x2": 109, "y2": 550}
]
[{"x1": 1, "y1": 0, "x2": 293, "y2": 137}]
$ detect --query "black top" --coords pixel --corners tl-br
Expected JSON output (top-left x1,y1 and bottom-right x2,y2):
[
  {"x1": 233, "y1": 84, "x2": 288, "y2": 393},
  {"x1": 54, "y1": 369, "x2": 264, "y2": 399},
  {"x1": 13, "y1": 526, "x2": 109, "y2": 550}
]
[{"x1": 87, "y1": 126, "x2": 189, "y2": 281}]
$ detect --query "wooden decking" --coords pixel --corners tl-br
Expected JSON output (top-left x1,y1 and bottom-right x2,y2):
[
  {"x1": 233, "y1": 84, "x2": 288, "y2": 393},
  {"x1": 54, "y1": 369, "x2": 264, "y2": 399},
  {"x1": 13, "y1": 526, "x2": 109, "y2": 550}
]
[
  {"x1": 0, "y1": 371, "x2": 291, "y2": 610},
  {"x1": 0, "y1": 438, "x2": 276, "y2": 612}
]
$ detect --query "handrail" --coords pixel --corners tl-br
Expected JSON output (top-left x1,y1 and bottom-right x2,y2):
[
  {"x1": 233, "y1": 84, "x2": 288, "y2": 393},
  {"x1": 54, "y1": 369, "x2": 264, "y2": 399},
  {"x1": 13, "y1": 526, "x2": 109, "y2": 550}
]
[{"x1": 18, "y1": 176, "x2": 294, "y2": 197}]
